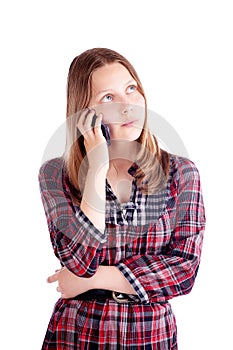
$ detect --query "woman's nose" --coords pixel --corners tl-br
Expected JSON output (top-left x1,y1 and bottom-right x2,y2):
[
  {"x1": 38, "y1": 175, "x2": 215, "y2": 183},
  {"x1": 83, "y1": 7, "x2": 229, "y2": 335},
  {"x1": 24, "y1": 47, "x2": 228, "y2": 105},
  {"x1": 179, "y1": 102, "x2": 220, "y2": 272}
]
[{"x1": 121, "y1": 104, "x2": 133, "y2": 115}]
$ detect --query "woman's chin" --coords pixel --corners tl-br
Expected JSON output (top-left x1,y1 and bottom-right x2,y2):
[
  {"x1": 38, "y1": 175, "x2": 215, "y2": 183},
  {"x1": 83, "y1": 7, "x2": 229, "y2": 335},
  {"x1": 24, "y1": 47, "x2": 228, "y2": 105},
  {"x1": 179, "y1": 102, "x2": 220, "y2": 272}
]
[{"x1": 110, "y1": 129, "x2": 142, "y2": 143}]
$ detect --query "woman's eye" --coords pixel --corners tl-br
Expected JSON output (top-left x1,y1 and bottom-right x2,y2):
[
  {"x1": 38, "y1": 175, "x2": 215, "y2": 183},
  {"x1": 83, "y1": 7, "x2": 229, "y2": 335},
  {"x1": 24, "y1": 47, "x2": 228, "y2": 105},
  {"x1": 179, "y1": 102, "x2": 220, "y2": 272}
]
[
  {"x1": 127, "y1": 85, "x2": 137, "y2": 93},
  {"x1": 101, "y1": 94, "x2": 113, "y2": 103}
]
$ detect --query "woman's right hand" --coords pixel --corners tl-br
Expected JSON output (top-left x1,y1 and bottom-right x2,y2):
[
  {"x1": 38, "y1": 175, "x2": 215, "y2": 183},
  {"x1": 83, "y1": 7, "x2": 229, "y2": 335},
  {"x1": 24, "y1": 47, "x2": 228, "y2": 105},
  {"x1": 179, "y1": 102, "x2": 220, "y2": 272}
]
[{"x1": 76, "y1": 108, "x2": 109, "y2": 172}]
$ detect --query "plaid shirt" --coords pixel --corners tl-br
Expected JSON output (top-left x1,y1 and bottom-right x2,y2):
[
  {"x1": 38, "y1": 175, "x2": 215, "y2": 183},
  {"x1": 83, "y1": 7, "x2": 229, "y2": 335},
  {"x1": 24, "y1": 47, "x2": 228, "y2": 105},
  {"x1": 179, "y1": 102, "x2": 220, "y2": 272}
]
[{"x1": 39, "y1": 154, "x2": 205, "y2": 349}]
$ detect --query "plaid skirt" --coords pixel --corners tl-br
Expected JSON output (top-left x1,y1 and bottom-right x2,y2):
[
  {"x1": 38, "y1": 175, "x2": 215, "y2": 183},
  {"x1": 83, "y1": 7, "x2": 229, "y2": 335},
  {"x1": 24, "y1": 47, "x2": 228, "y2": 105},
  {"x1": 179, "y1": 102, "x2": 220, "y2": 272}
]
[{"x1": 42, "y1": 297, "x2": 177, "y2": 349}]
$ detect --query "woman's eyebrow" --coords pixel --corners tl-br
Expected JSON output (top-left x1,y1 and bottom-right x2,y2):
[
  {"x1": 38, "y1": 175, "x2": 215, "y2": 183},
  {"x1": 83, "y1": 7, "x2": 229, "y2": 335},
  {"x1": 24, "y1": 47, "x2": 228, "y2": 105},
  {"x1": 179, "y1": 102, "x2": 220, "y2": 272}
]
[
  {"x1": 124, "y1": 79, "x2": 136, "y2": 86},
  {"x1": 94, "y1": 80, "x2": 136, "y2": 97},
  {"x1": 95, "y1": 88, "x2": 114, "y2": 96}
]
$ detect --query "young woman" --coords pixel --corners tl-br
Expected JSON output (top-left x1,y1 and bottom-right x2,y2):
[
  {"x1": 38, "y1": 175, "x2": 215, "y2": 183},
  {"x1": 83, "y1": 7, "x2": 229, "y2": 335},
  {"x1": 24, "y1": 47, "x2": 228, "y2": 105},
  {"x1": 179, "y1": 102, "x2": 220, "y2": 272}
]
[{"x1": 39, "y1": 48, "x2": 205, "y2": 349}]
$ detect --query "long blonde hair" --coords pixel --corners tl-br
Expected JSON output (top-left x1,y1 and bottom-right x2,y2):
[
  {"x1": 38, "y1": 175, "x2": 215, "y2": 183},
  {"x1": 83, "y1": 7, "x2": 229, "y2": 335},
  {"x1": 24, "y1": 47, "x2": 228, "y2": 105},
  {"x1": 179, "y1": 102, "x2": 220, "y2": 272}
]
[{"x1": 64, "y1": 48, "x2": 170, "y2": 202}]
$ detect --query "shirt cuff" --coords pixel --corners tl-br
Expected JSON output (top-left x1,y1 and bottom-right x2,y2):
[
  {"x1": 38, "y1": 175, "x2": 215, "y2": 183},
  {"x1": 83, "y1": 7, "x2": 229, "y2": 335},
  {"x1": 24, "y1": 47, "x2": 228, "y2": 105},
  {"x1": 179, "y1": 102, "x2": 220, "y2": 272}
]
[
  {"x1": 75, "y1": 207, "x2": 107, "y2": 244},
  {"x1": 116, "y1": 262, "x2": 150, "y2": 304}
]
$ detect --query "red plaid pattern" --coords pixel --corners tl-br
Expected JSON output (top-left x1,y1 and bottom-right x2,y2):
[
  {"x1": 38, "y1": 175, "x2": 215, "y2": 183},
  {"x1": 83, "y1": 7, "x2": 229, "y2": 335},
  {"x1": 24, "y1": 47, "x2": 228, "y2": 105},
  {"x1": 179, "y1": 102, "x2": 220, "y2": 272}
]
[{"x1": 39, "y1": 154, "x2": 205, "y2": 349}]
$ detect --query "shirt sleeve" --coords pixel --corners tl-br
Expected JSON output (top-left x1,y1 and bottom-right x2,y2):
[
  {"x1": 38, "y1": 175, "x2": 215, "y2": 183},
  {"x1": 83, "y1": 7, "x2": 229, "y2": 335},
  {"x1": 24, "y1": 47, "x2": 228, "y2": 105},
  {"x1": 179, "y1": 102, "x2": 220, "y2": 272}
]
[
  {"x1": 38, "y1": 157, "x2": 107, "y2": 277},
  {"x1": 116, "y1": 158, "x2": 206, "y2": 304}
]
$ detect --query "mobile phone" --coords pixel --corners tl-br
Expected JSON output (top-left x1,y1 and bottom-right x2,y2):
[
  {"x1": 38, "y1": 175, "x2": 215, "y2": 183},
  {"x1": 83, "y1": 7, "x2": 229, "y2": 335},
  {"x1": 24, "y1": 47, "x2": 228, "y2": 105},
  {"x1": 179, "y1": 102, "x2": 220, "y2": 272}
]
[{"x1": 101, "y1": 123, "x2": 111, "y2": 146}]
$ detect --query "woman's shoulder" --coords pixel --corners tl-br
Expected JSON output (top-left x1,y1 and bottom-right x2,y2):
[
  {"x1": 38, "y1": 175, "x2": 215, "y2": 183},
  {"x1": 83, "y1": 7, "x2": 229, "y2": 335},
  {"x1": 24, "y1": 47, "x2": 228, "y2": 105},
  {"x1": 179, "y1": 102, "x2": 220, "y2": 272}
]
[
  {"x1": 38, "y1": 157, "x2": 65, "y2": 180},
  {"x1": 169, "y1": 153, "x2": 200, "y2": 182}
]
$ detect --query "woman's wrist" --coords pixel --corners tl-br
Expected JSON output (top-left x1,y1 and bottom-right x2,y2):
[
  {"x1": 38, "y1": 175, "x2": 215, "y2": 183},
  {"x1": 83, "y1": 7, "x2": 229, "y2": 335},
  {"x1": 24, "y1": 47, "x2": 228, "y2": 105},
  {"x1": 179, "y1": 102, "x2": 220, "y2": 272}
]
[{"x1": 91, "y1": 266, "x2": 137, "y2": 295}]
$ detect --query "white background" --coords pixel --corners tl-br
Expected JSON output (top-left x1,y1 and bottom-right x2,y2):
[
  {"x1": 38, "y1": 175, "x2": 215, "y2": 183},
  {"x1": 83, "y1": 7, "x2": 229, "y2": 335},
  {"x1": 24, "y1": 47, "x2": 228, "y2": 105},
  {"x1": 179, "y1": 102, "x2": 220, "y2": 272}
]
[{"x1": 1, "y1": 1, "x2": 232, "y2": 349}]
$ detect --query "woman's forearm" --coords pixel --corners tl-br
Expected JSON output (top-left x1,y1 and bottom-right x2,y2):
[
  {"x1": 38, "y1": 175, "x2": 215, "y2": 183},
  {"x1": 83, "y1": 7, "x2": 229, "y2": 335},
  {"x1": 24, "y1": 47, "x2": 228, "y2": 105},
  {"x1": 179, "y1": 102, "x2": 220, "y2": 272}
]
[
  {"x1": 78, "y1": 111, "x2": 109, "y2": 233},
  {"x1": 91, "y1": 265, "x2": 137, "y2": 295},
  {"x1": 47, "y1": 265, "x2": 137, "y2": 299},
  {"x1": 80, "y1": 167, "x2": 107, "y2": 233}
]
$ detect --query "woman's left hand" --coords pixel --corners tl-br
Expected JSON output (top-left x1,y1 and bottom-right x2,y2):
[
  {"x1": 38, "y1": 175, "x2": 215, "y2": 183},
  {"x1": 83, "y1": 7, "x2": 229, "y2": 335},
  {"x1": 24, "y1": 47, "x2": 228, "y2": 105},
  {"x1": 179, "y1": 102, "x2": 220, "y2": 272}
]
[{"x1": 47, "y1": 267, "x2": 93, "y2": 299}]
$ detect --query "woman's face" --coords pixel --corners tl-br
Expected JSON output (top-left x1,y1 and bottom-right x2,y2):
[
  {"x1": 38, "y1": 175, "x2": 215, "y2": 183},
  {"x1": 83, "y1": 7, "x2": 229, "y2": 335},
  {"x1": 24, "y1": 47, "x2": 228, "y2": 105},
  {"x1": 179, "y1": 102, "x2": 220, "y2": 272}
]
[{"x1": 88, "y1": 63, "x2": 145, "y2": 142}]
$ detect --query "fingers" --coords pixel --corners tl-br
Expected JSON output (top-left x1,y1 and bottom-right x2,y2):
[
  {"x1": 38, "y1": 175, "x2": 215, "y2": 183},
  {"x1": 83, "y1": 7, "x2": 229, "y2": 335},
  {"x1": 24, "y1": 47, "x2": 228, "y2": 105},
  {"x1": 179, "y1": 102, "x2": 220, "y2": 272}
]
[
  {"x1": 76, "y1": 108, "x2": 102, "y2": 138},
  {"x1": 84, "y1": 109, "x2": 96, "y2": 132},
  {"x1": 77, "y1": 108, "x2": 94, "y2": 135},
  {"x1": 47, "y1": 266, "x2": 67, "y2": 283},
  {"x1": 56, "y1": 286, "x2": 66, "y2": 298},
  {"x1": 93, "y1": 113, "x2": 103, "y2": 133},
  {"x1": 47, "y1": 272, "x2": 59, "y2": 283},
  {"x1": 47, "y1": 268, "x2": 68, "y2": 298}
]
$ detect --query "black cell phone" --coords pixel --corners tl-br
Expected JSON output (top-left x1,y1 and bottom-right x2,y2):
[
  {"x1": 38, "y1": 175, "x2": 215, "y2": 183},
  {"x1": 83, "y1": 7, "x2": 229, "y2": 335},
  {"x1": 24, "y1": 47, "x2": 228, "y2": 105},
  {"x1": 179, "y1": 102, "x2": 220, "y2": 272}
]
[{"x1": 101, "y1": 123, "x2": 111, "y2": 146}]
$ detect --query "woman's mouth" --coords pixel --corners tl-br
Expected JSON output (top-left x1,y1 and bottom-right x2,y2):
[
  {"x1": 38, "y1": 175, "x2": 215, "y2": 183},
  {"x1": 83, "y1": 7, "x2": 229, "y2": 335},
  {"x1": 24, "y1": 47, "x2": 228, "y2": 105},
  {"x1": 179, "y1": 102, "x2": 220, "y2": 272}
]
[{"x1": 122, "y1": 120, "x2": 138, "y2": 127}]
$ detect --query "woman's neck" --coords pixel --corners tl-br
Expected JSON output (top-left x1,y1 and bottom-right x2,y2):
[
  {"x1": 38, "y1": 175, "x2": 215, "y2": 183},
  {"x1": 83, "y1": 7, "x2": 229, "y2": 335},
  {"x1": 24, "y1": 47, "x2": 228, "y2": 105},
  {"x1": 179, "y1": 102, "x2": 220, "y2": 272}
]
[
  {"x1": 108, "y1": 140, "x2": 138, "y2": 172},
  {"x1": 108, "y1": 159, "x2": 133, "y2": 177}
]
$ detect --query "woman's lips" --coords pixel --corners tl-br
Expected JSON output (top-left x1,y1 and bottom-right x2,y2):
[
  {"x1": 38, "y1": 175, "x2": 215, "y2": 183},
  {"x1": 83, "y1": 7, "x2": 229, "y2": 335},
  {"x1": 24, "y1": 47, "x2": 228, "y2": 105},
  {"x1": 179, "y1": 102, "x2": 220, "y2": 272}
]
[{"x1": 122, "y1": 120, "x2": 138, "y2": 127}]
